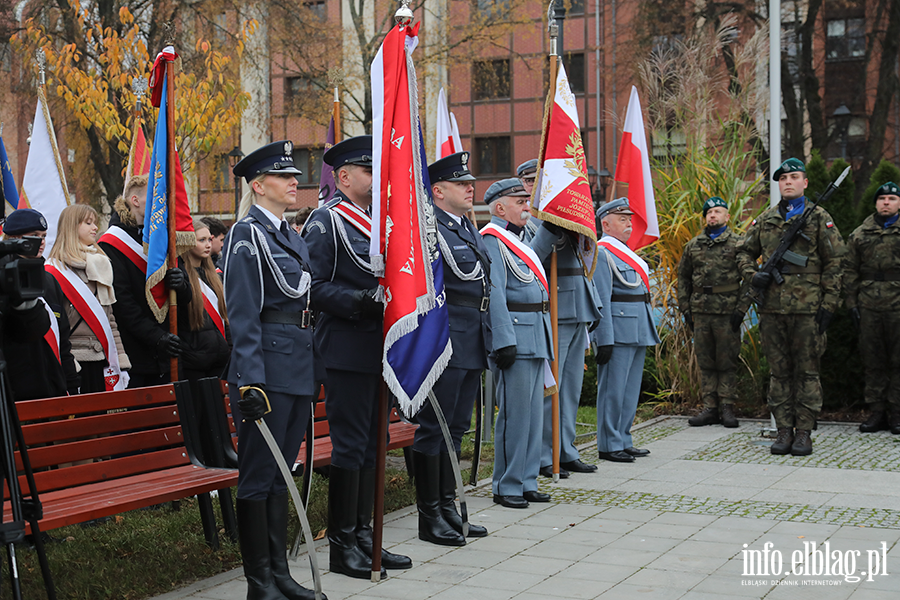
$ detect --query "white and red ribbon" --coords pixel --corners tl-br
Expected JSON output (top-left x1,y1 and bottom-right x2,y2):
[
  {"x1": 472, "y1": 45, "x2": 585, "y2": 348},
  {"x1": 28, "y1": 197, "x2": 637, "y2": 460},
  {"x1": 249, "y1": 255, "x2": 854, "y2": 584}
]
[
  {"x1": 331, "y1": 200, "x2": 372, "y2": 239},
  {"x1": 149, "y1": 46, "x2": 178, "y2": 108},
  {"x1": 480, "y1": 223, "x2": 549, "y2": 292},
  {"x1": 99, "y1": 226, "x2": 148, "y2": 271},
  {"x1": 598, "y1": 236, "x2": 651, "y2": 292},
  {"x1": 199, "y1": 279, "x2": 226, "y2": 339},
  {"x1": 39, "y1": 297, "x2": 61, "y2": 364}
]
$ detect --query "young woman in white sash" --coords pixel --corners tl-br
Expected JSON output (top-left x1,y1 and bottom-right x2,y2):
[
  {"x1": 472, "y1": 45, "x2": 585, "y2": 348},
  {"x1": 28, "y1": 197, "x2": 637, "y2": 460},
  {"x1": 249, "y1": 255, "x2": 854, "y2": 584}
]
[
  {"x1": 176, "y1": 219, "x2": 230, "y2": 382},
  {"x1": 48, "y1": 205, "x2": 130, "y2": 393}
]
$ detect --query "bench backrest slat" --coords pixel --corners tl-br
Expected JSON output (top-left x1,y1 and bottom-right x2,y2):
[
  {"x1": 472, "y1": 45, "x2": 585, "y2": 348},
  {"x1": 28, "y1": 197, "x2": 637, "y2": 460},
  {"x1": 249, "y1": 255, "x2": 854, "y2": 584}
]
[{"x1": 21, "y1": 405, "x2": 180, "y2": 446}]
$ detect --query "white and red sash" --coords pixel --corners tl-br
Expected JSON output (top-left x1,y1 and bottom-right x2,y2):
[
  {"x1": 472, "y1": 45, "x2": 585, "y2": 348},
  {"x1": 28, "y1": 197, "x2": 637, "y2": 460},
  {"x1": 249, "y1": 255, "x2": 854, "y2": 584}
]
[
  {"x1": 480, "y1": 223, "x2": 549, "y2": 292},
  {"x1": 39, "y1": 297, "x2": 61, "y2": 364},
  {"x1": 46, "y1": 259, "x2": 128, "y2": 391},
  {"x1": 331, "y1": 200, "x2": 372, "y2": 239},
  {"x1": 200, "y1": 278, "x2": 226, "y2": 339},
  {"x1": 99, "y1": 226, "x2": 147, "y2": 272},
  {"x1": 598, "y1": 236, "x2": 650, "y2": 291}
]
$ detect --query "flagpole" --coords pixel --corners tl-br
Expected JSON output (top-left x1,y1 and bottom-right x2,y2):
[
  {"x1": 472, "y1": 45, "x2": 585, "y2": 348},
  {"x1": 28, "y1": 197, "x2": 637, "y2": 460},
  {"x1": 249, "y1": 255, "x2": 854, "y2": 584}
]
[{"x1": 164, "y1": 27, "x2": 179, "y2": 382}]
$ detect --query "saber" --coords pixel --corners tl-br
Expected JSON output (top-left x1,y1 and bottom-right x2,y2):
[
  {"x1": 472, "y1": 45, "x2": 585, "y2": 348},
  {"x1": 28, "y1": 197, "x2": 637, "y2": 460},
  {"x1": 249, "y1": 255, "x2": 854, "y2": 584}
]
[
  {"x1": 469, "y1": 378, "x2": 483, "y2": 487},
  {"x1": 256, "y1": 418, "x2": 323, "y2": 600},
  {"x1": 290, "y1": 399, "x2": 316, "y2": 560},
  {"x1": 426, "y1": 390, "x2": 468, "y2": 537}
]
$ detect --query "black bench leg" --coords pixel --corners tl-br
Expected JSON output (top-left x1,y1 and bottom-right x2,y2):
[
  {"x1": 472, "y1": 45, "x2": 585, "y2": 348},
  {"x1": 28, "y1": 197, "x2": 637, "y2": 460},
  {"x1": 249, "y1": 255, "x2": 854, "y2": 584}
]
[
  {"x1": 218, "y1": 488, "x2": 238, "y2": 543},
  {"x1": 197, "y1": 492, "x2": 220, "y2": 550}
]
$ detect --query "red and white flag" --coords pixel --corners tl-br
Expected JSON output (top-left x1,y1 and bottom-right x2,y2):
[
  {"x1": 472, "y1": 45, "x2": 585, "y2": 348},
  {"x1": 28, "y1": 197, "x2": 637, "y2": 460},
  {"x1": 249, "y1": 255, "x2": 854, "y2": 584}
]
[
  {"x1": 532, "y1": 63, "x2": 598, "y2": 276},
  {"x1": 434, "y1": 88, "x2": 463, "y2": 160},
  {"x1": 125, "y1": 125, "x2": 152, "y2": 186},
  {"x1": 614, "y1": 86, "x2": 658, "y2": 251}
]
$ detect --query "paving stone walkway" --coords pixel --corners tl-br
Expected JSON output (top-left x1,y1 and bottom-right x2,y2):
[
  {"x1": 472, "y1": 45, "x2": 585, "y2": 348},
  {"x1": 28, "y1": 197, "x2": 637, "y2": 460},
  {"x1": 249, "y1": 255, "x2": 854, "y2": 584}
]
[{"x1": 152, "y1": 416, "x2": 900, "y2": 600}]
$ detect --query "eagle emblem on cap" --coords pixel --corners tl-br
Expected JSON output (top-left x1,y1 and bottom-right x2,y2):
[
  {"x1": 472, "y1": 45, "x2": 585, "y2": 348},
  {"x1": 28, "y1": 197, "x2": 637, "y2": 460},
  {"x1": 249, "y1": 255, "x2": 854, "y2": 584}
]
[
  {"x1": 461, "y1": 152, "x2": 468, "y2": 166},
  {"x1": 284, "y1": 141, "x2": 293, "y2": 154}
]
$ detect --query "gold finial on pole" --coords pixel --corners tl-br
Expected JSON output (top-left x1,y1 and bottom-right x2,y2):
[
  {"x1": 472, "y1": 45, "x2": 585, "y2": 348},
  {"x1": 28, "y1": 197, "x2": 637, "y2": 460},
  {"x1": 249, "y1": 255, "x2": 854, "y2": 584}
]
[
  {"x1": 328, "y1": 67, "x2": 344, "y2": 102},
  {"x1": 36, "y1": 48, "x2": 46, "y2": 87},
  {"x1": 132, "y1": 76, "x2": 148, "y2": 113},
  {"x1": 547, "y1": 0, "x2": 558, "y2": 58},
  {"x1": 395, "y1": 0, "x2": 414, "y2": 27}
]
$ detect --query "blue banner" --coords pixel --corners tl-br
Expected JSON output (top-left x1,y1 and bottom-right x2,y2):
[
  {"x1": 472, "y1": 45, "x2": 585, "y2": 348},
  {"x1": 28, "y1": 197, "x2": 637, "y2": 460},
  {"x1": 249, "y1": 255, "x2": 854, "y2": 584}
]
[
  {"x1": 142, "y1": 74, "x2": 170, "y2": 319},
  {"x1": 0, "y1": 131, "x2": 19, "y2": 211}
]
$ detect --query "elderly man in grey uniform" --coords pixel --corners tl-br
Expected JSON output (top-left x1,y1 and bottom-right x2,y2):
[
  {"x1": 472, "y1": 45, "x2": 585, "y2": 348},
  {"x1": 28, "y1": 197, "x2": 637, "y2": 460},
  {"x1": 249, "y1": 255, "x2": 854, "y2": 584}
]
[
  {"x1": 482, "y1": 178, "x2": 554, "y2": 508},
  {"x1": 592, "y1": 198, "x2": 660, "y2": 462},
  {"x1": 531, "y1": 219, "x2": 601, "y2": 478}
]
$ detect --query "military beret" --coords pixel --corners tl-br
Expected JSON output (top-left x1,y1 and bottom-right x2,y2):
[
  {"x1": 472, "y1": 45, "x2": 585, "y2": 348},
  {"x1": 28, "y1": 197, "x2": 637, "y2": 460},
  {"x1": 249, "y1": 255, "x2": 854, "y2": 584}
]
[
  {"x1": 596, "y1": 197, "x2": 634, "y2": 220},
  {"x1": 323, "y1": 135, "x2": 373, "y2": 170},
  {"x1": 484, "y1": 178, "x2": 529, "y2": 204},
  {"x1": 516, "y1": 159, "x2": 538, "y2": 178},
  {"x1": 772, "y1": 157, "x2": 806, "y2": 181},
  {"x1": 429, "y1": 152, "x2": 475, "y2": 184},
  {"x1": 702, "y1": 196, "x2": 728, "y2": 216},
  {"x1": 874, "y1": 181, "x2": 900, "y2": 199},
  {"x1": 233, "y1": 140, "x2": 302, "y2": 183},
  {"x1": 3, "y1": 208, "x2": 48, "y2": 235}
]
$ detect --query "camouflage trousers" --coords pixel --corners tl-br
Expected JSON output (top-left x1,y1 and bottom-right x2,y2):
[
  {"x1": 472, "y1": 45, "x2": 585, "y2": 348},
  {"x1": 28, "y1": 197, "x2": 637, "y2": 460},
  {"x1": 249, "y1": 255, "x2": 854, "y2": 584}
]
[
  {"x1": 694, "y1": 313, "x2": 741, "y2": 408},
  {"x1": 759, "y1": 313, "x2": 826, "y2": 430},
  {"x1": 859, "y1": 308, "x2": 900, "y2": 411}
]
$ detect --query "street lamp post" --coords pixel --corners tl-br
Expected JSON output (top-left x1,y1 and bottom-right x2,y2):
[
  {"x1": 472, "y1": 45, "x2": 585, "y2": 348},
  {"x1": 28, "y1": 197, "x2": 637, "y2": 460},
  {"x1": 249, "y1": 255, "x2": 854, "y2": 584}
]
[
  {"x1": 228, "y1": 146, "x2": 244, "y2": 220},
  {"x1": 587, "y1": 166, "x2": 599, "y2": 210}
]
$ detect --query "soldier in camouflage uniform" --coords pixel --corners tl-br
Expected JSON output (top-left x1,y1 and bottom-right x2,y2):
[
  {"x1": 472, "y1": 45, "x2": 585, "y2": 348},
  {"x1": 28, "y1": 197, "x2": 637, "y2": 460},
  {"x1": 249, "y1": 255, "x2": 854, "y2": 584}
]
[
  {"x1": 678, "y1": 197, "x2": 748, "y2": 428},
  {"x1": 844, "y1": 182, "x2": 900, "y2": 434},
  {"x1": 736, "y1": 158, "x2": 845, "y2": 456}
]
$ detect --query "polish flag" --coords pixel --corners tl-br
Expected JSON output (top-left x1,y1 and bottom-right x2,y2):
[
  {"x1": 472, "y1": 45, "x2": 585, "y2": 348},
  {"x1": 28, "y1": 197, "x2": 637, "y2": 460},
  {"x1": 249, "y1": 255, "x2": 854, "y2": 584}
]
[
  {"x1": 434, "y1": 88, "x2": 463, "y2": 160},
  {"x1": 614, "y1": 86, "x2": 658, "y2": 250}
]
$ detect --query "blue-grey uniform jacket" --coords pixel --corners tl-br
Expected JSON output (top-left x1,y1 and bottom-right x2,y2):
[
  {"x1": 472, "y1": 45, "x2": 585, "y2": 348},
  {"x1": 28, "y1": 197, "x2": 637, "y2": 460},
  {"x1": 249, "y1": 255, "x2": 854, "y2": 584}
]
[
  {"x1": 435, "y1": 206, "x2": 492, "y2": 369},
  {"x1": 303, "y1": 192, "x2": 382, "y2": 374},
  {"x1": 485, "y1": 216, "x2": 554, "y2": 359},
  {"x1": 224, "y1": 205, "x2": 316, "y2": 395},
  {"x1": 591, "y1": 236, "x2": 661, "y2": 348},
  {"x1": 530, "y1": 223, "x2": 602, "y2": 325}
]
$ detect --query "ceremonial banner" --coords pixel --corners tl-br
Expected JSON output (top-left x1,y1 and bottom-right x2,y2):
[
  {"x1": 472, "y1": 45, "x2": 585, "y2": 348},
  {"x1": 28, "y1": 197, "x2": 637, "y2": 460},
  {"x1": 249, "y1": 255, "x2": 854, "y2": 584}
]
[
  {"x1": 435, "y1": 87, "x2": 463, "y2": 160},
  {"x1": 1, "y1": 129, "x2": 19, "y2": 214},
  {"x1": 532, "y1": 63, "x2": 598, "y2": 276},
  {"x1": 614, "y1": 86, "x2": 658, "y2": 251},
  {"x1": 371, "y1": 22, "x2": 451, "y2": 417},
  {"x1": 318, "y1": 117, "x2": 336, "y2": 205},
  {"x1": 143, "y1": 72, "x2": 194, "y2": 322},
  {"x1": 21, "y1": 88, "x2": 71, "y2": 255},
  {"x1": 125, "y1": 125, "x2": 152, "y2": 185}
]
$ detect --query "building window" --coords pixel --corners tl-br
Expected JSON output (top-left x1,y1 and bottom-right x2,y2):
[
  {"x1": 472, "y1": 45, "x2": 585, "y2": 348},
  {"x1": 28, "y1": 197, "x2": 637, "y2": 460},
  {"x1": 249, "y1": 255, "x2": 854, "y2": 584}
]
[
  {"x1": 567, "y1": 0, "x2": 585, "y2": 15},
  {"x1": 293, "y1": 148, "x2": 323, "y2": 185},
  {"x1": 476, "y1": 0, "x2": 510, "y2": 19},
  {"x1": 211, "y1": 154, "x2": 231, "y2": 190},
  {"x1": 304, "y1": 0, "x2": 327, "y2": 21},
  {"x1": 826, "y1": 18, "x2": 865, "y2": 61},
  {"x1": 651, "y1": 129, "x2": 687, "y2": 162},
  {"x1": 474, "y1": 137, "x2": 511, "y2": 175},
  {"x1": 473, "y1": 59, "x2": 511, "y2": 100},
  {"x1": 544, "y1": 53, "x2": 585, "y2": 95},
  {"x1": 284, "y1": 76, "x2": 321, "y2": 113}
]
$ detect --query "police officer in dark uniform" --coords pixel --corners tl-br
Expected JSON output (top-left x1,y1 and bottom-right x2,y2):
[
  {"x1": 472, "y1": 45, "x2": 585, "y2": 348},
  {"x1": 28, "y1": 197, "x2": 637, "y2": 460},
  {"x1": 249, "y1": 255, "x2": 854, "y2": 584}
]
[
  {"x1": 412, "y1": 152, "x2": 491, "y2": 546},
  {"x1": 224, "y1": 141, "x2": 322, "y2": 600},
  {"x1": 302, "y1": 136, "x2": 411, "y2": 579}
]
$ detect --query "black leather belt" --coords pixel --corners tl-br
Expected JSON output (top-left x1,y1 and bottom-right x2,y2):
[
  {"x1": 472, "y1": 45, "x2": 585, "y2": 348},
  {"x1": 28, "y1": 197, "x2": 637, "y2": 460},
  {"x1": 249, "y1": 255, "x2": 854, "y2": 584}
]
[
  {"x1": 861, "y1": 271, "x2": 900, "y2": 282},
  {"x1": 780, "y1": 265, "x2": 821, "y2": 275},
  {"x1": 557, "y1": 268, "x2": 584, "y2": 277},
  {"x1": 701, "y1": 283, "x2": 740, "y2": 294},
  {"x1": 507, "y1": 301, "x2": 550, "y2": 313},
  {"x1": 611, "y1": 293, "x2": 651, "y2": 303},
  {"x1": 446, "y1": 293, "x2": 490, "y2": 312},
  {"x1": 260, "y1": 308, "x2": 311, "y2": 328}
]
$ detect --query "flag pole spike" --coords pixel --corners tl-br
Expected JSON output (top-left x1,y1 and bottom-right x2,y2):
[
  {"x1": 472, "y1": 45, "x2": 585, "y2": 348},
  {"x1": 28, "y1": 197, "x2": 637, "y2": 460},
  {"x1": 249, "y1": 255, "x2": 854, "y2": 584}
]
[
  {"x1": 36, "y1": 48, "x2": 46, "y2": 87},
  {"x1": 132, "y1": 76, "x2": 148, "y2": 114},
  {"x1": 395, "y1": 0, "x2": 413, "y2": 26},
  {"x1": 163, "y1": 21, "x2": 176, "y2": 46}
]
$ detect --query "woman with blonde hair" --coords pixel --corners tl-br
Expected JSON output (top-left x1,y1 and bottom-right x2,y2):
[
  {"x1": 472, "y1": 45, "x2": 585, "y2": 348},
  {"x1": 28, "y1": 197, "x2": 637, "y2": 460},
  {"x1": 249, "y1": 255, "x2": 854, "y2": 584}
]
[
  {"x1": 176, "y1": 219, "x2": 230, "y2": 382},
  {"x1": 46, "y1": 204, "x2": 130, "y2": 392}
]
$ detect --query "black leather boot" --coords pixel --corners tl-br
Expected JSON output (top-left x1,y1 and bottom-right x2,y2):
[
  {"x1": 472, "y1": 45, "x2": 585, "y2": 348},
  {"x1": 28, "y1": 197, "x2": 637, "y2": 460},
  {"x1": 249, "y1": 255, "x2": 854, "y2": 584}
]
[
  {"x1": 356, "y1": 468, "x2": 412, "y2": 570},
  {"x1": 770, "y1": 428, "x2": 794, "y2": 455},
  {"x1": 236, "y1": 498, "x2": 289, "y2": 600},
  {"x1": 891, "y1": 411, "x2": 900, "y2": 435},
  {"x1": 791, "y1": 430, "x2": 812, "y2": 456},
  {"x1": 688, "y1": 407, "x2": 720, "y2": 426},
  {"x1": 266, "y1": 494, "x2": 323, "y2": 600},
  {"x1": 439, "y1": 453, "x2": 487, "y2": 538},
  {"x1": 720, "y1": 404, "x2": 738, "y2": 428},
  {"x1": 327, "y1": 466, "x2": 385, "y2": 580},
  {"x1": 860, "y1": 410, "x2": 889, "y2": 433},
  {"x1": 412, "y1": 451, "x2": 465, "y2": 546}
]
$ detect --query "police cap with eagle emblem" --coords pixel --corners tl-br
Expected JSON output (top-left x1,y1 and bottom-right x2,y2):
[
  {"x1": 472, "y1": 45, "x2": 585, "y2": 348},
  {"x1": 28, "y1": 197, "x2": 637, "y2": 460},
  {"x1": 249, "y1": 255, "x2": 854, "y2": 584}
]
[
  {"x1": 428, "y1": 152, "x2": 476, "y2": 184},
  {"x1": 233, "y1": 140, "x2": 302, "y2": 182},
  {"x1": 323, "y1": 135, "x2": 373, "y2": 169}
]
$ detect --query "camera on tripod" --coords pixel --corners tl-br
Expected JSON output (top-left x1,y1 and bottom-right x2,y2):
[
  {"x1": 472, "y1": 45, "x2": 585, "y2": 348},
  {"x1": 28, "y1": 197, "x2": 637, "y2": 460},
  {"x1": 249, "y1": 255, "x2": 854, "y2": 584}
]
[{"x1": 0, "y1": 237, "x2": 45, "y2": 308}]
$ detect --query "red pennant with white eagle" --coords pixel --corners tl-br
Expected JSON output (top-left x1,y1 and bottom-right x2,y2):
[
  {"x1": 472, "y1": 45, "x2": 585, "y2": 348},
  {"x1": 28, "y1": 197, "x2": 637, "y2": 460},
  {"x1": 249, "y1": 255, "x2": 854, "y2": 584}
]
[{"x1": 532, "y1": 63, "x2": 598, "y2": 277}]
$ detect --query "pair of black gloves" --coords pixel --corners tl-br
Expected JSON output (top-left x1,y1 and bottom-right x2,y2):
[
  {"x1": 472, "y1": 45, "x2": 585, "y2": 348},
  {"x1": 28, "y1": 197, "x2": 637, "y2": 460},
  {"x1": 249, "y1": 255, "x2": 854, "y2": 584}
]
[{"x1": 156, "y1": 268, "x2": 190, "y2": 357}]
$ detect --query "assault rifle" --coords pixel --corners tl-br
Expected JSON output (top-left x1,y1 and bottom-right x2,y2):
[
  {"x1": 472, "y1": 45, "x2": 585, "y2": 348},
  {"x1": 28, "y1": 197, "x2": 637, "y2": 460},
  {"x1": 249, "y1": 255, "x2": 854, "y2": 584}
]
[{"x1": 747, "y1": 166, "x2": 850, "y2": 307}]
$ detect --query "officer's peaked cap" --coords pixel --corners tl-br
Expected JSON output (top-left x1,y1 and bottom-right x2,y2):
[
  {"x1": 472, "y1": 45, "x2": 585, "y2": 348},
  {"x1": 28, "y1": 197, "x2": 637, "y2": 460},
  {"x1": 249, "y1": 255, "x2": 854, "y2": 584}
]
[
  {"x1": 429, "y1": 152, "x2": 476, "y2": 184},
  {"x1": 516, "y1": 159, "x2": 538, "y2": 178},
  {"x1": 233, "y1": 141, "x2": 302, "y2": 182},
  {"x1": 324, "y1": 135, "x2": 373, "y2": 169},
  {"x1": 596, "y1": 197, "x2": 634, "y2": 220}
]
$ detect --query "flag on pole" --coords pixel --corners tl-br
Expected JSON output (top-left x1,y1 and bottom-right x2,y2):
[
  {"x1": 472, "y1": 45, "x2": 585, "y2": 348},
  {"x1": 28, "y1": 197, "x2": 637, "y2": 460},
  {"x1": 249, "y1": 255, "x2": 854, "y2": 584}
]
[
  {"x1": 0, "y1": 128, "x2": 19, "y2": 215},
  {"x1": 532, "y1": 63, "x2": 598, "y2": 276},
  {"x1": 21, "y1": 87, "x2": 71, "y2": 255},
  {"x1": 370, "y1": 21, "x2": 451, "y2": 417},
  {"x1": 435, "y1": 88, "x2": 463, "y2": 160},
  {"x1": 125, "y1": 125, "x2": 152, "y2": 185},
  {"x1": 318, "y1": 117, "x2": 336, "y2": 205},
  {"x1": 143, "y1": 72, "x2": 194, "y2": 322},
  {"x1": 614, "y1": 86, "x2": 658, "y2": 251}
]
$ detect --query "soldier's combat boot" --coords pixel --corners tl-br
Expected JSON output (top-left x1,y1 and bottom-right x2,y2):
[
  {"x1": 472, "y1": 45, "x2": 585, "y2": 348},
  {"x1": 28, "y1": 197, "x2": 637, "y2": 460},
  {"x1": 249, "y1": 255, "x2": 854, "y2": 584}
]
[
  {"x1": 236, "y1": 498, "x2": 289, "y2": 600},
  {"x1": 770, "y1": 428, "x2": 794, "y2": 455},
  {"x1": 720, "y1": 404, "x2": 738, "y2": 428},
  {"x1": 266, "y1": 494, "x2": 322, "y2": 600},
  {"x1": 860, "y1": 410, "x2": 889, "y2": 433},
  {"x1": 439, "y1": 452, "x2": 487, "y2": 538},
  {"x1": 355, "y1": 468, "x2": 412, "y2": 570},
  {"x1": 791, "y1": 430, "x2": 812, "y2": 456},
  {"x1": 412, "y1": 450, "x2": 465, "y2": 546},
  {"x1": 327, "y1": 466, "x2": 385, "y2": 580},
  {"x1": 890, "y1": 412, "x2": 900, "y2": 435},
  {"x1": 688, "y1": 407, "x2": 720, "y2": 426}
]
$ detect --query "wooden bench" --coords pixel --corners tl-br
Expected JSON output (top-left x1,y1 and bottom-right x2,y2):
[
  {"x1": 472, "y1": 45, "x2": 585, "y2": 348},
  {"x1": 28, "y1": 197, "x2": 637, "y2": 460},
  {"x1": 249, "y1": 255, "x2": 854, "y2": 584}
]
[{"x1": 7, "y1": 382, "x2": 238, "y2": 548}]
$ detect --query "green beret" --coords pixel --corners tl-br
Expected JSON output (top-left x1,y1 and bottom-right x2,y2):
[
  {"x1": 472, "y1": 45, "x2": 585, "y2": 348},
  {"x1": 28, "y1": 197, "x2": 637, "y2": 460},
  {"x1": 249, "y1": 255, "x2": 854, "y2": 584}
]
[
  {"x1": 874, "y1": 181, "x2": 900, "y2": 199},
  {"x1": 772, "y1": 157, "x2": 806, "y2": 181},
  {"x1": 702, "y1": 196, "x2": 727, "y2": 216}
]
